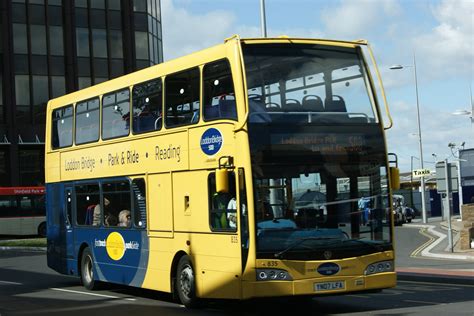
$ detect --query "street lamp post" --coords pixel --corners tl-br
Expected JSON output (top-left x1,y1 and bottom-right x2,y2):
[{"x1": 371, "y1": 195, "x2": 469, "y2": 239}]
[
  {"x1": 410, "y1": 155, "x2": 419, "y2": 210},
  {"x1": 390, "y1": 52, "x2": 428, "y2": 223},
  {"x1": 260, "y1": 0, "x2": 267, "y2": 38},
  {"x1": 452, "y1": 87, "x2": 474, "y2": 133},
  {"x1": 449, "y1": 142, "x2": 465, "y2": 218}
]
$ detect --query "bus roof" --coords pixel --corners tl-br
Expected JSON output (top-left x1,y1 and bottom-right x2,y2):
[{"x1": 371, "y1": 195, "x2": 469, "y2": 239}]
[
  {"x1": 237, "y1": 35, "x2": 367, "y2": 47},
  {"x1": 46, "y1": 36, "x2": 366, "y2": 111}
]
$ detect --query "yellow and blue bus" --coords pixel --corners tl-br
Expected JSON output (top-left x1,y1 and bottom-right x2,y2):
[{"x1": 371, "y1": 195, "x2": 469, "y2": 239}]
[{"x1": 45, "y1": 36, "x2": 399, "y2": 307}]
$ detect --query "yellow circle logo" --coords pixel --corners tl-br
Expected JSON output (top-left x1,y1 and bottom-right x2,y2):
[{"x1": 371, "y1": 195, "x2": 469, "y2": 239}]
[{"x1": 106, "y1": 232, "x2": 125, "y2": 261}]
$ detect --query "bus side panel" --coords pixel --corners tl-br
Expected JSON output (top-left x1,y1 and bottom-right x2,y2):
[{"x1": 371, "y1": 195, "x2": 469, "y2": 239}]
[
  {"x1": 0, "y1": 218, "x2": 16, "y2": 235},
  {"x1": 74, "y1": 228, "x2": 149, "y2": 287},
  {"x1": 141, "y1": 173, "x2": 175, "y2": 292},
  {"x1": 148, "y1": 173, "x2": 173, "y2": 236},
  {"x1": 172, "y1": 171, "x2": 242, "y2": 299},
  {"x1": 45, "y1": 152, "x2": 61, "y2": 183},
  {"x1": 46, "y1": 183, "x2": 70, "y2": 274}
]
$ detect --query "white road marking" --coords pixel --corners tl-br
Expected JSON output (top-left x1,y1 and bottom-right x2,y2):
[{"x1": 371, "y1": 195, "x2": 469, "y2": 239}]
[
  {"x1": 399, "y1": 280, "x2": 474, "y2": 288},
  {"x1": 50, "y1": 288, "x2": 122, "y2": 299},
  {"x1": 347, "y1": 294, "x2": 370, "y2": 298},
  {"x1": 406, "y1": 224, "x2": 474, "y2": 261},
  {"x1": 0, "y1": 280, "x2": 22, "y2": 285},
  {"x1": 404, "y1": 299, "x2": 441, "y2": 305}
]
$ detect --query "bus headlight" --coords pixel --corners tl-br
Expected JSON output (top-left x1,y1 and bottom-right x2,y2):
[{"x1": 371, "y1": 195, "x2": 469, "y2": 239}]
[
  {"x1": 365, "y1": 260, "x2": 394, "y2": 275},
  {"x1": 256, "y1": 269, "x2": 293, "y2": 281}
]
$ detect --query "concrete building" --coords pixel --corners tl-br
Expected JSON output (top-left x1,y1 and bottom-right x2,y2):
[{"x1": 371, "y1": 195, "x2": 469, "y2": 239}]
[{"x1": 0, "y1": 0, "x2": 163, "y2": 186}]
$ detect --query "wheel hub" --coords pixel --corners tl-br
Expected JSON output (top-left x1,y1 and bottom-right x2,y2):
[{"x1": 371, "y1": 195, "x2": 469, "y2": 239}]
[{"x1": 179, "y1": 265, "x2": 194, "y2": 297}]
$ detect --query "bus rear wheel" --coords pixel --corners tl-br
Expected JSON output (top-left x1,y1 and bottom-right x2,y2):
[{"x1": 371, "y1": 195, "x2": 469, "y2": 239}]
[
  {"x1": 37, "y1": 222, "x2": 47, "y2": 237},
  {"x1": 176, "y1": 255, "x2": 199, "y2": 308},
  {"x1": 80, "y1": 247, "x2": 100, "y2": 290}
]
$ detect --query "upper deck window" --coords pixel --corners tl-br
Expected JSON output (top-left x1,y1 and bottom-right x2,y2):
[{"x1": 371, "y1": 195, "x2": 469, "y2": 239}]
[
  {"x1": 132, "y1": 78, "x2": 162, "y2": 134},
  {"x1": 52, "y1": 105, "x2": 73, "y2": 149},
  {"x1": 165, "y1": 67, "x2": 200, "y2": 128},
  {"x1": 203, "y1": 59, "x2": 237, "y2": 121},
  {"x1": 243, "y1": 44, "x2": 377, "y2": 124},
  {"x1": 102, "y1": 89, "x2": 130, "y2": 140},
  {"x1": 75, "y1": 98, "x2": 100, "y2": 145}
]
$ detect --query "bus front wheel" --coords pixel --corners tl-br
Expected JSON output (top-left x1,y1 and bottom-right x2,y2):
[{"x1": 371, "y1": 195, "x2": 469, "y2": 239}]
[
  {"x1": 176, "y1": 255, "x2": 199, "y2": 308},
  {"x1": 80, "y1": 247, "x2": 99, "y2": 290}
]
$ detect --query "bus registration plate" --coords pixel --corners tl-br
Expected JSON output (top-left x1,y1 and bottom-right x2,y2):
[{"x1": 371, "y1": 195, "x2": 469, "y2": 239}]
[{"x1": 314, "y1": 281, "x2": 345, "y2": 292}]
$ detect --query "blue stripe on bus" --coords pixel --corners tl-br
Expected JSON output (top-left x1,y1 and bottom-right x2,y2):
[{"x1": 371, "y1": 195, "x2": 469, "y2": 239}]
[
  {"x1": 46, "y1": 182, "x2": 149, "y2": 287},
  {"x1": 74, "y1": 229, "x2": 149, "y2": 286}
]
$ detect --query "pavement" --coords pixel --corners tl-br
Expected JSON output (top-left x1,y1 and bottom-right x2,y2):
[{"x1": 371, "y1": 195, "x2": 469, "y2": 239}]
[{"x1": 396, "y1": 216, "x2": 474, "y2": 285}]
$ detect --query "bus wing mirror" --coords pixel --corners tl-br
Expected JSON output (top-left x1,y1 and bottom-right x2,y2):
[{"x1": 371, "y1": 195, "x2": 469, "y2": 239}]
[
  {"x1": 388, "y1": 153, "x2": 400, "y2": 191},
  {"x1": 390, "y1": 167, "x2": 400, "y2": 191},
  {"x1": 216, "y1": 169, "x2": 229, "y2": 193}
]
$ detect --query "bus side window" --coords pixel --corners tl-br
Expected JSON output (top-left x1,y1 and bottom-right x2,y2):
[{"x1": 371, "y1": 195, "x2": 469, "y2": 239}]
[
  {"x1": 75, "y1": 183, "x2": 100, "y2": 226},
  {"x1": 165, "y1": 67, "x2": 200, "y2": 128},
  {"x1": 52, "y1": 105, "x2": 73, "y2": 149},
  {"x1": 75, "y1": 98, "x2": 100, "y2": 145},
  {"x1": 19, "y1": 196, "x2": 33, "y2": 215},
  {"x1": 208, "y1": 172, "x2": 237, "y2": 232},
  {"x1": 0, "y1": 196, "x2": 17, "y2": 217},
  {"x1": 132, "y1": 178, "x2": 146, "y2": 228},
  {"x1": 102, "y1": 89, "x2": 130, "y2": 140},
  {"x1": 102, "y1": 180, "x2": 131, "y2": 228},
  {"x1": 203, "y1": 59, "x2": 237, "y2": 121},
  {"x1": 132, "y1": 79, "x2": 162, "y2": 134}
]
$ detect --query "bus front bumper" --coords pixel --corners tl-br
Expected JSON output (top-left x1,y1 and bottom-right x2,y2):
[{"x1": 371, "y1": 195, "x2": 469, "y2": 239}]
[{"x1": 241, "y1": 272, "x2": 396, "y2": 299}]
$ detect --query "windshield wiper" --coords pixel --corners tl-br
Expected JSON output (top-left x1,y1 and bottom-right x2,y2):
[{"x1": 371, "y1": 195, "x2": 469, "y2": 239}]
[{"x1": 274, "y1": 236, "x2": 338, "y2": 259}]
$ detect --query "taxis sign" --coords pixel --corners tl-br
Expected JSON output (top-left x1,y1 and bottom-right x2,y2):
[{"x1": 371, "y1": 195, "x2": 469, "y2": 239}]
[{"x1": 412, "y1": 169, "x2": 431, "y2": 178}]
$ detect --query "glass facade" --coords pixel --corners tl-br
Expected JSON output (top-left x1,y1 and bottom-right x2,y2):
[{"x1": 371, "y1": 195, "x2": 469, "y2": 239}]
[
  {"x1": 131, "y1": 0, "x2": 163, "y2": 68},
  {"x1": 0, "y1": 0, "x2": 163, "y2": 186}
]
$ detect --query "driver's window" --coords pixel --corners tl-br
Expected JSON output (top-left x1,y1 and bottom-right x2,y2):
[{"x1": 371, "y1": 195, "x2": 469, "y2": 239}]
[
  {"x1": 203, "y1": 59, "x2": 237, "y2": 121},
  {"x1": 208, "y1": 172, "x2": 237, "y2": 232}
]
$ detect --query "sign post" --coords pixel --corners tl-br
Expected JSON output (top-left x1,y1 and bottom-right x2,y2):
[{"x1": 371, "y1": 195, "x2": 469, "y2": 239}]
[
  {"x1": 444, "y1": 159, "x2": 454, "y2": 253},
  {"x1": 435, "y1": 162, "x2": 458, "y2": 193},
  {"x1": 412, "y1": 169, "x2": 431, "y2": 178}
]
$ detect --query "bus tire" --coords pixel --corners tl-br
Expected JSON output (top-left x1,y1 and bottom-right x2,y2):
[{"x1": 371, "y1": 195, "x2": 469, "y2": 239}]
[
  {"x1": 38, "y1": 222, "x2": 47, "y2": 237},
  {"x1": 175, "y1": 255, "x2": 199, "y2": 308},
  {"x1": 80, "y1": 247, "x2": 100, "y2": 290}
]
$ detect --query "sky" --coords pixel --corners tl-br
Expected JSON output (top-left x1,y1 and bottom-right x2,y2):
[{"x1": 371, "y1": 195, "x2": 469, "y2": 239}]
[{"x1": 160, "y1": 0, "x2": 473, "y2": 172}]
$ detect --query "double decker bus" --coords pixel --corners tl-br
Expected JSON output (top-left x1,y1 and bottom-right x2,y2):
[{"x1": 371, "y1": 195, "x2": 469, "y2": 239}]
[
  {"x1": 45, "y1": 36, "x2": 399, "y2": 307},
  {"x1": 0, "y1": 187, "x2": 46, "y2": 236}
]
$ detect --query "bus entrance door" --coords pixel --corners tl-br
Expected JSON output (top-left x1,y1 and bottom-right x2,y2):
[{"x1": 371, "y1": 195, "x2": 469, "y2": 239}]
[{"x1": 64, "y1": 187, "x2": 76, "y2": 274}]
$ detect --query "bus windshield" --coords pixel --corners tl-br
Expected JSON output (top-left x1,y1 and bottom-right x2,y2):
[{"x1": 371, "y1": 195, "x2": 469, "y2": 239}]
[
  {"x1": 243, "y1": 43, "x2": 377, "y2": 124},
  {"x1": 251, "y1": 156, "x2": 392, "y2": 260},
  {"x1": 243, "y1": 44, "x2": 392, "y2": 260}
]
